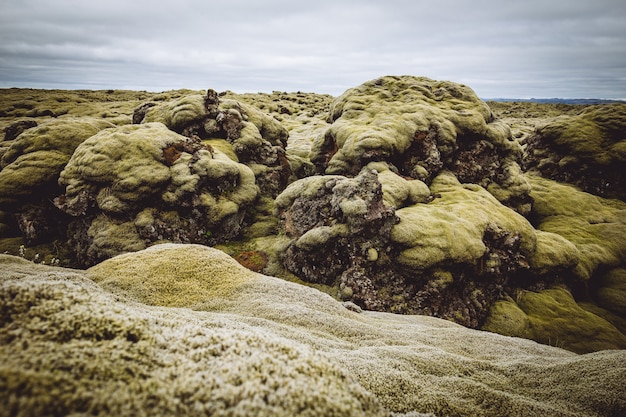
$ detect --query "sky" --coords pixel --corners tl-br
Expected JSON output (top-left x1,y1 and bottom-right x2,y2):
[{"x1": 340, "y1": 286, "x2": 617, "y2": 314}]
[{"x1": 1, "y1": 0, "x2": 625, "y2": 98}]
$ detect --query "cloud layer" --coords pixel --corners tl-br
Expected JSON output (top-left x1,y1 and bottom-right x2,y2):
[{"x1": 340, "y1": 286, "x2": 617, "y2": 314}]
[{"x1": 1, "y1": 0, "x2": 625, "y2": 98}]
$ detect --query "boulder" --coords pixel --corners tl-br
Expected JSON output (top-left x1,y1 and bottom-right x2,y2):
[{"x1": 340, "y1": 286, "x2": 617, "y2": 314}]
[
  {"x1": 54, "y1": 123, "x2": 258, "y2": 266},
  {"x1": 309, "y1": 75, "x2": 531, "y2": 214},
  {"x1": 0, "y1": 118, "x2": 115, "y2": 243},
  {"x1": 523, "y1": 103, "x2": 626, "y2": 200},
  {"x1": 276, "y1": 168, "x2": 543, "y2": 327},
  {"x1": 527, "y1": 174, "x2": 626, "y2": 282},
  {"x1": 1, "y1": 245, "x2": 625, "y2": 417},
  {"x1": 134, "y1": 89, "x2": 291, "y2": 198}
]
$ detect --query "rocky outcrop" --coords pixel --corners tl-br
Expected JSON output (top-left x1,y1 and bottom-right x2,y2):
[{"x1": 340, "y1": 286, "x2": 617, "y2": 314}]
[
  {"x1": 310, "y1": 75, "x2": 531, "y2": 214},
  {"x1": 0, "y1": 118, "x2": 115, "y2": 244},
  {"x1": 134, "y1": 89, "x2": 291, "y2": 198},
  {"x1": 523, "y1": 103, "x2": 626, "y2": 200},
  {"x1": 1, "y1": 245, "x2": 624, "y2": 417},
  {"x1": 54, "y1": 122, "x2": 258, "y2": 267},
  {"x1": 277, "y1": 76, "x2": 544, "y2": 327}
]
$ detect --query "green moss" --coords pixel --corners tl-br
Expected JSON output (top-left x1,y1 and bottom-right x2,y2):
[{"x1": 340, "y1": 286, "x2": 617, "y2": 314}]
[
  {"x1": 59, "y1": 123, "x2": 176, "y2": 213},
  {"x1": 528, "y1": 174, "x2": 626, "y2": 280},
  {"x1": 203, "y1": 138, "x2": 238, "y2": 161},
  {"x1": 595, "y1": 268, "x2": 626, "y2": 315},
  {"x1": 87, "y1": 214, "x2": 146, "y2": 261},
  {"x1": 0, "y1": 118, "x2": 114, "y2": 206},
  {"x1": 391, "y1": 171, "x2": 536, "y2": 270},
  {"x1": 366, "y1": 161, "x2": 430, "y2": 209},
  {"x1": 527, "y1": 230, "x2": 580, "y2": 275},
  {"x1": 517, "y1": 287, "x2": 626, "y2": 353},
  {"x1": 87, "y1": 243, "x2": 258, "y2": 306},
  {"x1": 481, "y1": 298, "x2": 531, "y2": 337},
  {"x1": 311, "y1": 75, "x2": 520, "y2": 177},
  {"x1": 144, "y1": 94, "x2": 207, "y2": 133},
  {"x1": 579, "y1": 301, "x2": 626, "y2": 336},
  {"x1": 532, "y1": 104, "x2": 626, "y2": 166}
]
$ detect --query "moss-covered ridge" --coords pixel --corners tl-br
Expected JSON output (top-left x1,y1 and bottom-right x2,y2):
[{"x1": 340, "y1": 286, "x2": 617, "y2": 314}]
[{"x1": 1, "y1": 245, "x2": 625, "y2": 416}]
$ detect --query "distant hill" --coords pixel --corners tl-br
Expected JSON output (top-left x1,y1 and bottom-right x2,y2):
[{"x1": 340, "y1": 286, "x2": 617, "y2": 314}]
[{"x1": 485, "y1": 98, "x2": 626, "y2": 105}]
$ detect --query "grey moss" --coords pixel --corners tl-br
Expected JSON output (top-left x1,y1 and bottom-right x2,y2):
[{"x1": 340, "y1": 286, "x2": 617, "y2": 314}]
[{"x1": 1, "y1": 246, "x2": 625, "y2": 417}]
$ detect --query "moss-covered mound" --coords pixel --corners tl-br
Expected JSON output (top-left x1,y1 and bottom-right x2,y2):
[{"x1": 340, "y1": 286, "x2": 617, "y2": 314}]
[
  {"x1": 310, "y1": 75, "x2": 531, "y2": 213},
  {"x1": 482, "y1": 287, "x2": 626, "y2": 354},
  {"x1": 1, "y1": 246, "x2": 625, "y2": 417},
  {"x1": 528, "y1": 174, "x2": 626, "y2": 282},
  {"x1": 523, "y1": 103, "x2": 626, "y2": 200},
  {"x1": 0, "y1": 118, "x2": 115, "y2": 244},
  {"x1": 135, "y1": 89, "x2": 291, "y2": 198},
  {"x1": 54, "y1": 122, "x2": 258, "y2": 266}
]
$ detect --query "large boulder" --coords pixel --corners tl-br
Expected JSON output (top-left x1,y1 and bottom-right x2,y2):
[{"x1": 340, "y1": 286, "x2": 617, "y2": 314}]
[
  {"x1": 276, "y1": 77, "x2": 554, "y2": 327},
  {"x1": 523, "y1": 103, "x2": 626, "y2": 200},
  {"x1": 1, "y1": 245, "x2": 625, "y2": 417},
  {"x1": 309, "y1": 75, "x2": 531, "y2": 214},
  {"x1": 54, "y1": 123, "x2": 258, "y2": 266},
  {"x1": 0, "y1": 118, "x2": 115, "y2": 244},
  {"x1": 276, "y1": 166, "x2": 548, "y2": 327},
  {"x1": 134, "y1": 89, "x2": 291, "y2": 198}
]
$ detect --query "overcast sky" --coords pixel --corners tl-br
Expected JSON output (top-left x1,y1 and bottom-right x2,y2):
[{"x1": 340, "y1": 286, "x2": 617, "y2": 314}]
[{"x1": 1, "y1": 0, "x2": 625, "y2": 98}]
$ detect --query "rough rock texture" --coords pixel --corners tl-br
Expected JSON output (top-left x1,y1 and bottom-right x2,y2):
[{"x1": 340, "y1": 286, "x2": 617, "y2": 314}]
[
  {"x1": 277, "y1": 76, "x2": 548, "y2": 327},
  {"x1": 523, "y1": 103, "x2": 626, "y2": 200},
  {"x1": 1, "y1": 245, "x2": 625, "y2": 417},
  {"x1": 134, "y1": 89, "x2": 291, "y2": 198},
  {"x1": 276, "y1": 166, "x2": 544, "y2": 327},
  {"x1": 0, "y1": 118, "x2": 115, "y2": 244},
  {"x1": 54, "y1": 122, "x2": 258, "y2": 267},
  {"x1": 275, "y1": 168, "x2": 399, "y2": 310},
  {"x1": 309, "y1": 75, "x2": 531, "y2": 214}
]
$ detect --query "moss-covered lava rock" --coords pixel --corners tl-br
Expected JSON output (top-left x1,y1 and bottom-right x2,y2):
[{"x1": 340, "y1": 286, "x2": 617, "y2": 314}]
[
  {"x1": 0, "y1": 117, "x2": 115, "y2": 244},
  {"x1": 523, "y1": 103, "x2": 626, "y2": 200},
  {"x1": 309, "y1": 75, "x2": 531, "y2": 214},
  {"x1": 134, "y1": 89, "x2": 291, "y2": 198},
  {"x1": 54, "y1": 122, "x2": 258, "y2": 266}
]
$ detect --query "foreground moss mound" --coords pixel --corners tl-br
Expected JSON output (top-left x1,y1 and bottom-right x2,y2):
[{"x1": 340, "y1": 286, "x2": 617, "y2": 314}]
[{"x1": 1, "y1": 245, "x2": 625, "y2": 416}]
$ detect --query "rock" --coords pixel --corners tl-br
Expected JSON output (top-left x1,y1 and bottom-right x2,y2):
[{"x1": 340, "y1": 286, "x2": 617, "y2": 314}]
[
  {"x1": 276, "y1": 167, "x2": 543, "y2": 328},
  {"x1": 3, "y1": 118, "x2": 37, "y2": 141},
  {"x1": 523, "y1": 103, "x2": 626, "y2": 200},
  {"x1": 54, "y1": 123, "x2": 258, "y2": 266},
  {"x1": 275, "y1": 168, "x2": 397, "y2": 290},
  {"x1": 309, "y1": 75, "x2": 531, "y2": 214},
  {"x1": 0, "y1": 117, "x2": 115, "y2": 244},
  {"x1": 1, "y1": 245, "x2": 625, "y2": 416},
  {"x1": 134, "y1": 89, "x2": 291, "y2": 198}
]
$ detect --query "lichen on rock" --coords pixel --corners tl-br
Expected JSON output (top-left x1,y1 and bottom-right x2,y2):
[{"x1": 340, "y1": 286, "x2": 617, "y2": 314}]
[{"x1": 54, "y1": 122, "x2": 258, "y2": 266}]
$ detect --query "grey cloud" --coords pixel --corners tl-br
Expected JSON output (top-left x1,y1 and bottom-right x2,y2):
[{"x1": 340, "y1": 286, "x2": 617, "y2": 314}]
[{"x1": 1, "y1": 0, "x2": 625, "y2": 98}]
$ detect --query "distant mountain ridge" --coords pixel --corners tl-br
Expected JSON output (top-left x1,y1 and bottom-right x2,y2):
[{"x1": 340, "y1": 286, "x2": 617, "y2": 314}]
[{"x1": 485, "y1": 97, "x2": 626, "y2": 104}]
